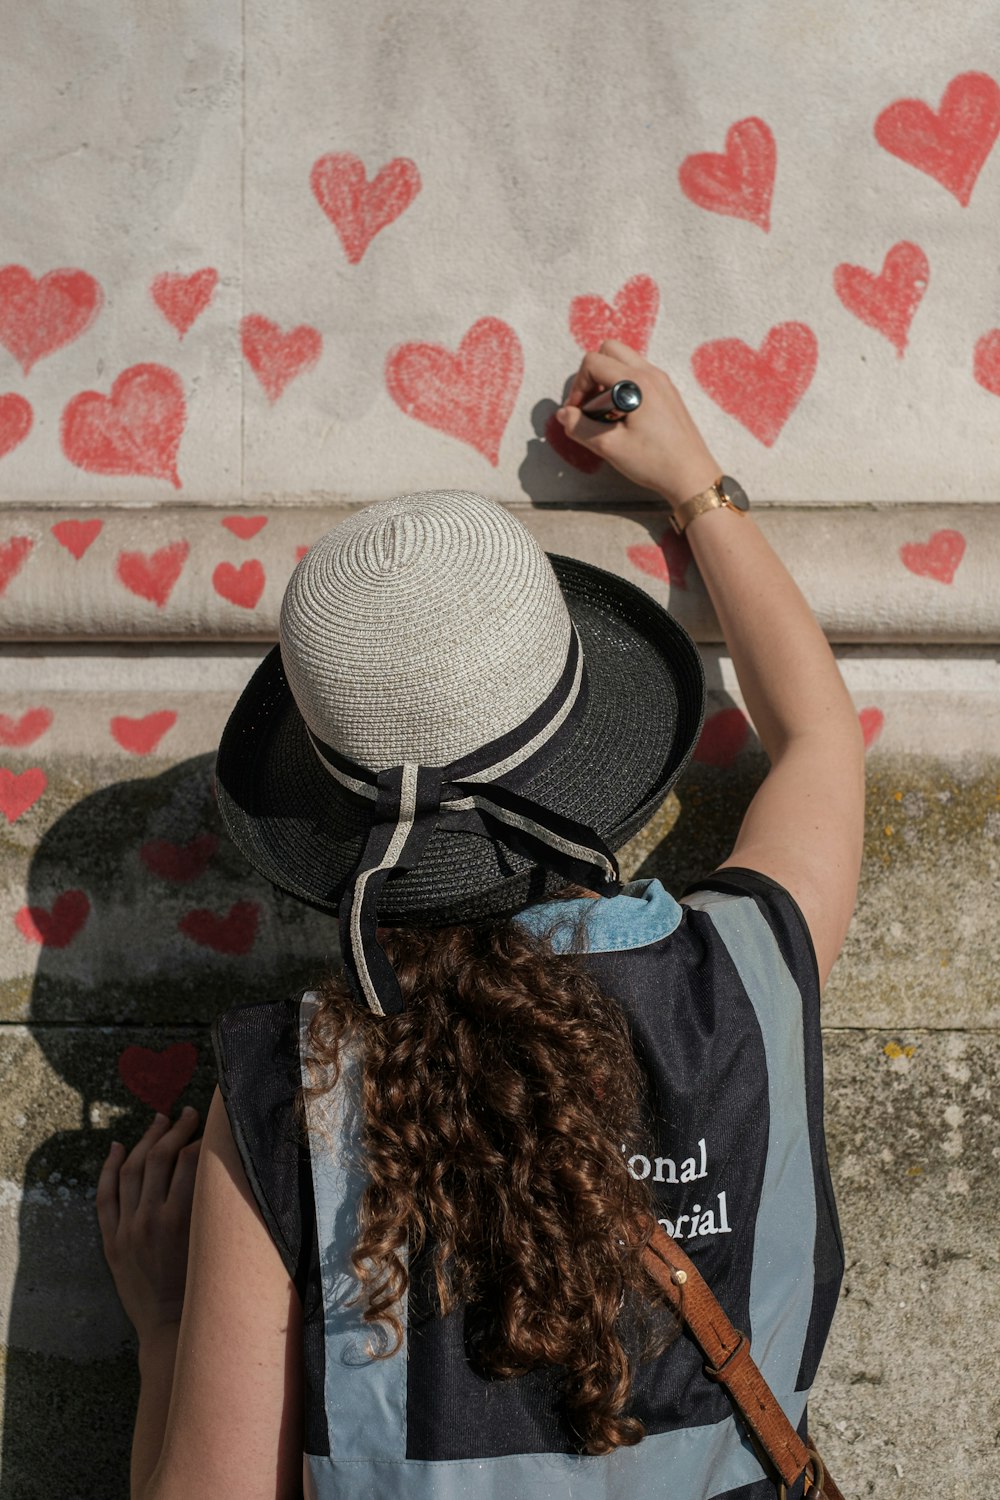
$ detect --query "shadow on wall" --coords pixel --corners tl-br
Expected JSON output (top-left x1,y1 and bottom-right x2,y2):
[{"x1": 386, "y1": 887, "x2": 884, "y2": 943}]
[{"x1": 1, "y1": 732, "x2": 752, "y2": 1500}]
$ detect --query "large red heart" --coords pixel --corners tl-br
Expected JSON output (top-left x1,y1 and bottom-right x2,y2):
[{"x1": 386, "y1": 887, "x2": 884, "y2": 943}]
[
  {"x1": 241, "y1": 316, "x2": 322, "y2": 402},
  {"x1": 212, "y1": 559, "x2": 265, "y2": 609},
  {"x1": 626, "y1": 529, "x2": 693, "y2": 590},
  {"x1": 678, "y1": 117, "x2": 776, "y2": 230},
  {"x1": 385, "y1": 317, "x2": 523, "y2": 466},
  {"x1": 858, "y1": 707, "x2": 885, "y2": 750},
  {"x1": 0, "y1": 708, "x2": 52, "y2": 747},
  {"x1": 693, "y1": 708, "x2": 750, "y2": 768},
  {"x1": 61, "y1": 363, "x2": 186, "y2": 488},
  {"x1": 15, "y1": 888, "x2": 89, "y2": 948},
  {"x1": 0, "y1": 265, "x2": 103, "y2": 373},
  {"x1": 568, "y1": 274, "x2": 660, "y2": 355},
  {"x1": 0, "y1": 394, "x2": 32, "y2": 460},
  {"x1": 691, "y1": 322, "x2": 818, "y2": 446},
  {"x1": 118, "y1": 1041, "x2": 198, "y2": 1115},
  {"x1": 51, "y1": 517, "x2": 103, "y2": 559},
  {"x1": 899, "y1": 529, "x2": 966, "y2": 584},
  {"x1": 221, "y1": 514, "x2": 268, "y2": 540},
  {"x1": 110, "y1": 711, "x2": 177, "y2": 755},
  {"x1": 974, "y1": 330, "x2": 1000, "y2": 397},
  {"x1": 140, "y1": 833, "x2": 219, "y2": 883},
  {"x1": 0, "y1": 765, "x2": 46, "y2": 822},
  {"x1": 874, "y1": 71, "x2": 1000, "y2": 206},
  {"x1": 0, "y1": 535, "x2": 32, "y2": 597},
  {"x1": 310, "y1": 153, "x2": 421, "y2": 264},
  {"x1": 833, "y1": 242, "x2": 929, "y2": 356},
  {"x1": 179, "y1": 900, "x2": 260, "y2": 956},
  {"x1": 150, "y1": 268, "x2": 218, "y2": 338},
  {"x1": 115, "y1": 540, "x2": 189, "y2": 607}
]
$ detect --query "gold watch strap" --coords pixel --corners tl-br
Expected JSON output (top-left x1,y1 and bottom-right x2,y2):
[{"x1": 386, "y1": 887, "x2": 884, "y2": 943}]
[{"x1": 669, "y1": 477, "x2": 733, "y2": 535}]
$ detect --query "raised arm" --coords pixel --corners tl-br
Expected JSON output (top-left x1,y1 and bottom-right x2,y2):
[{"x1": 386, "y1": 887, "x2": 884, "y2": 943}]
[{"x1": 557, "y1": 340, "x2": 865, "y2": 988}]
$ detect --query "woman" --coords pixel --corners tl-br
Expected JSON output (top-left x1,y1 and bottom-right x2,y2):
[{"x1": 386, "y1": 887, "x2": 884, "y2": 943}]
[{"x1": 97, "y1": 339, "x2": 865, "y2": 1500}]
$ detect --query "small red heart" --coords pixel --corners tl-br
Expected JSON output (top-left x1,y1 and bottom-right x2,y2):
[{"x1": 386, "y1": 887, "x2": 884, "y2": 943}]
[
  {"x1": 212, "y1": 559, "x2": 265, "y2": 610},
  {"x1": 179, "y1": 900, "x2": 260, "y2": 956},
  {"x1": 691, "y1": 322, "x2": 818, "y2": 446},
  {"x1": 0, "y1": 535, "x2": 33, "y2": 597},
  {"x1": 15, "y1": 888, "x2": 89, "y2": 948},
  {"x1": 874, "y1": 71, "x2": 1000, "y2": 207},
  {"x1": 118, "y1": 1041, "x2": 198, "y2": 1115},
  {"x1": 833, "y1": 242, "x2": 929, "y2": 356},
  {"x1": 61, "y1": 362, "x2": 186, "y2": 488},
  {"x1": 693, "y1": 708, "x2": 749, "y2": 768},
  {"x1": 544, "y1": 410, "x2": 603, "y2": 473},
  {"x1": 0, "y1": 708, "x2": 52, "y2": 747},
  {"x1": 678, "y1": 117, "x2": 776, "y2": 230},
  {"x1": 0, "y1": 766, "x2": 47, "y2": 822},
  {"x1": 899, "y1": 529, "x2": 966, "y2": 584},
  {"x1": 295, "y1": 545, "x2": 311, "y2": 561},
  {"x1": 973, "y1": 330, "x2": 1000, "y2": 397},
  {"x1": 241, "y1": 316, "x2": 322, "y2": 402},
  {"x1": 0, "y1": 266, "x2": 103, "y2": 373},
  {"x1": 140, "y1": 833, "x2": 219, "y2": 883},
  {"x1": 568, "y1": 274, "x2": 660, "y2": 355},
  {"x1": 51, "y1": 517, "x2": 103, "y2": 559},
  {"x1": 310, "y1": 152, "x2": 422, "y2": 264},
  {"x1": 858, "y1": 707, "x2": 885, "y2": 750},
  {"x1": 385, "y1": 316, "x2": 524, "y2": 466},
  {"x1": 626, "y1": 529, "x2": 693, "y2": 590},
  {"x1": 0, "y1": 394, "x2": 32, "y2": 460},
  {"x1": 110, "y1": 711, "x2": 177, "y2": 755},
  {"x1": 221, "y1": 514, "x2": 268, "y2": 540},
  {"x1": 150, "y1": 268, "x2": 218, "y2": 338},
  {"x1": 115, "y1": 540, "x2": 189, "y2": 608}
]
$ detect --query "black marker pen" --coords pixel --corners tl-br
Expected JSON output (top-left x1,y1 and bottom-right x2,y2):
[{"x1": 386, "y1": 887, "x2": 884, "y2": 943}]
[{"x1": 579, "y1": 379, "x2": 642, "y2": 423}]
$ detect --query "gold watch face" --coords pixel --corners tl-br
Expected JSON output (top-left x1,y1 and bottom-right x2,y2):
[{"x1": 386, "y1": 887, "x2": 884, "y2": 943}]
[{"x1": 720, "y1": 475, "x2": 750, "y2": 511}]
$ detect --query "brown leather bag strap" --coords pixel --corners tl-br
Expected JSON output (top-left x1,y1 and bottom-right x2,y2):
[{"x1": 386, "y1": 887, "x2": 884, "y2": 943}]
[{"x1": 641, "y1": 1220, "x2": 846, "y2": 1500}]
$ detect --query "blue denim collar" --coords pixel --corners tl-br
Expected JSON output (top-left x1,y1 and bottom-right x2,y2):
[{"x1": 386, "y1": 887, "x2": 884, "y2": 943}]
[{"x1": 511, "y1": 877, "x2": 683, "y2": 954}]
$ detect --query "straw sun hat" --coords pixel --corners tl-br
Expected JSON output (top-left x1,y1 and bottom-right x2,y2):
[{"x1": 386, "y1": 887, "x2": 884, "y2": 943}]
[{"x1": 215, "y1": 490, "x2": 705, "y2": 1017}]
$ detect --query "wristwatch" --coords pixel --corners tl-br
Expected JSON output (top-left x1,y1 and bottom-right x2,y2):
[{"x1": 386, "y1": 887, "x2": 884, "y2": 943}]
[{"x1": 668, "y1": 474, "x2": 751, "y2": 535}]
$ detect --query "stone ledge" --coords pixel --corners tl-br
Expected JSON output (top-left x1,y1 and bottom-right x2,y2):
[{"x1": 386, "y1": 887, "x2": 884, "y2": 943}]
[{"x1": 0, "y1": 502, "x2": 995, "y2": 642}]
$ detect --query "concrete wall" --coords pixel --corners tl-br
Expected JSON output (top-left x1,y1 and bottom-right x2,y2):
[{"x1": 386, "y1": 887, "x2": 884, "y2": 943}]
[{"x1": 1, "y1": 4, "x2": 998, "y2": 1496}]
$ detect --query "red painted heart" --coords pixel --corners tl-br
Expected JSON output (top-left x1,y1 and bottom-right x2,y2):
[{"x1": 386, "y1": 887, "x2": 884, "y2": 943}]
[
  {"x1": 858, "y1": 707, "x2": 885, "y2": 750},
  {"x1": 0, "y1": 535, "x2": 32, "y2": 597},
  {"x1": 693, "y1": 708, "x2": 750, "y2": 768},
  {"x1": 899, "y1": 529, "x2": 965, "y2": 584},
  {"x1": 212, "y1": 559, "x2": 265, "y2": 609},
  {"x1": 0, "y1": 765, "x2": 47, "y2": 822},
  {"x1": 0, "y1": 394, "x2": 32, "y2": 460},
  {"x1": 385, "y1": 317, "x2": 524, "y2": 466},
  {"x1": 833, "y1": 242, "x2": 929, "y2": 356},
  {"x1": 51, "y1": 517, "x2": 103, "y2": 559},
  {"x1": 15, "y1": 888, "x2": 89, "y2": 948},
  {"x1": 150, "y1": 268, "x2": 218, "y2": 338},
  {"x1": 568, "y1": 274, "x2": 660, "y2": 355},
  {"x1": 116, "y1": 540, "x2": 189, "y2": 608},
  {"x1": 295, "y1": 545, "x2": 311, "y2": 561},
  {"x1": 0, "y1": 265, "x2": 103, "y2": 373},
  {"x1": 691, "y1": 322, "x2": 818, "y2": 446},
  {"x1": 626, "y1": 529, "x2": 693, "y2": 590},
  {"x1": 118, "y1": 1041, "x2": 198, "y2": 1115},
  {"x1": 973, "y1": 330, "x2": 1000, "y2": 397},
  {"x1": 241, "y1": 316, "x2": 322, "y2": 402},
  {"x1": 179, "y1": 900, "x2": 260, "y2": 956},
  {"x1": 140, "y1": 833, "x2": 219, "y2": 883},
  {"x1": 310, "y1": 153, "x2": 421, "y2": 264},
  {"x1": 0, "y1": 708, "x2": 52, "y2": 747},
  {"x1": 221, "y1": 514, "x2": 268, "y2": 540},
  {"x1": 61, "y1": 363, "x2": 186, "y2": 488},
  {"x1": 678, "y1": 117, "x2": 776, "y2": 230},
  {"x1": 110, "y1": 711, "x2": 178, "y2": 755},
  {"x1": 544, "y1": 410, "x2": 603, "y2": 473},
  {"x1": 874, "y1": 70, "x2": 1000, "y2": 206}
]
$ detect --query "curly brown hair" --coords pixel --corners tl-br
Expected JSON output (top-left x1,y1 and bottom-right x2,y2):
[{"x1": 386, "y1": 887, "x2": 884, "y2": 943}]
[{"x1": 293, "y1": 882, "x2": 678, "y2": 1455}]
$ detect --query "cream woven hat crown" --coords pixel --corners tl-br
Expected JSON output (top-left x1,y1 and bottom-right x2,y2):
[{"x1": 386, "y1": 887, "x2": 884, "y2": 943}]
[{"x1": 216, "y1": 489, "x2": 706, "y2": 1016}]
